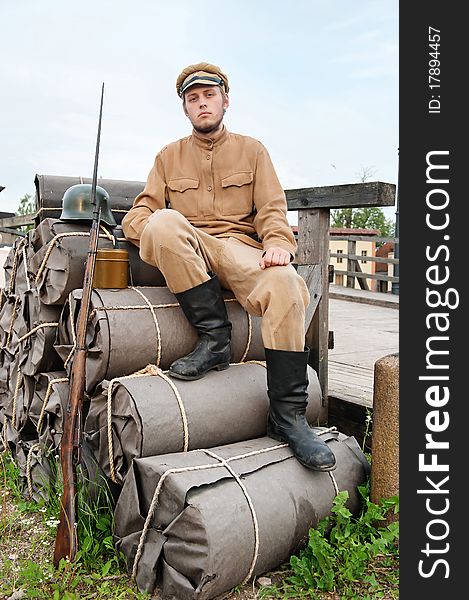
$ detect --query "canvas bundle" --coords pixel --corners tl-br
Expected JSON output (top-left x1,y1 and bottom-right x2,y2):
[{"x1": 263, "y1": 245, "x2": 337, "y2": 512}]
[
  {"x1": 115, "y1": 433, "x2": 370, "y2": 599},
  {"x1": 3, "y1": 353, "x2": 35, "y2": 438},
  {"x1": 15, "y1": 439, "x2": 56, "y2": 502},
  {"x1": 29, "y1": 370, "x2": 69, "y2": 450},
  {"x1": 29, "y1": 218, "x2": 165, "y2": 305},
  {"x1": 0, "y1": 290, "x2": 29, "y2": 354},
  {"x1": 0, "y1": 241, "x2": 33, "y2": 380},
  {"x1": 84, "y1": 362, "x2": 322, "y2": 485},
  {"x1": 54, "y1": 286, "x2": 264, "y2": 394},
  {"x1": 1, "y1": 234, "x2": 31, "y2": 297},
  {"x1": 0, "y1": 288, "x2": 63, "y2": 436},
  {"x1": 0, "y1": 346, "x2": 14, "y2": 422},
  {"x1": 18, "y1": 288, "x2": 63, "y2": 376}
]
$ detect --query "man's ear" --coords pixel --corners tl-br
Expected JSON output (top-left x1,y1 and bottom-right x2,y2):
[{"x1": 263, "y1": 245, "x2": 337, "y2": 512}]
[
  {"x1": 223, "y1": 93, "x2": 230, "y2": 111},
  {"x1": 182, "y1": 101, "x2": 189, "y2": 118}
]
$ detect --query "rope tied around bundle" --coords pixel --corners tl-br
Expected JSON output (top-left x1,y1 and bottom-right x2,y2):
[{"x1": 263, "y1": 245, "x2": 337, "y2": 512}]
[
  {"x1": 26, "y1": 442, "x2": 42, "y2": 500},
  {"x1": 130, "y1": 288, "x2": 163, "y2": 367},
  {"x1": 7, "y1": 237, "x2": 28, "y2": 295},
  {"x1": 36, "y1": 377, "x2": 69, "y2": 432},
  {"x1": 88, "y1": 302, "x2": 179, "y2": 322},
  {"x1": 17, "y1": 322, "x2": 59, "y2": 344},
  {"x1": 22, "y1": 246, "x2": 31, "y2": 291},
  {"x1": 11, "y1": 365, "x2": 23, "y2": 429},
  {"x1": 106, "y1": 364, "x2": 190, "y2": 484},
  {"x1": 5, "y1": 295, "x2": 22, "y2": 348}
]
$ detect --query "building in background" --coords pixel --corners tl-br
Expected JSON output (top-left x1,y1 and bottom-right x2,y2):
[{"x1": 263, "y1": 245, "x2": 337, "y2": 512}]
[{"x1": 375, "y1": 241, "x2": 395, "y2": 293}]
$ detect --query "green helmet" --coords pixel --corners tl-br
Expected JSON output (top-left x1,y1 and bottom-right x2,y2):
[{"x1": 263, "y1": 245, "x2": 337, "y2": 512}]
[{"x1": 60, "y1": 184, "x2": 117, "y2": 227}]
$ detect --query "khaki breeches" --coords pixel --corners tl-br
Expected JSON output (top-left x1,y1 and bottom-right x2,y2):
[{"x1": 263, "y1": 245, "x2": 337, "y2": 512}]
[{"x1": 139, "y1": 210, "x2": 310, "y2": 351}]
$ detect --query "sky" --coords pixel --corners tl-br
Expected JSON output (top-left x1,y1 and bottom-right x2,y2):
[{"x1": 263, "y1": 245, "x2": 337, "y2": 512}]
[{"x1": 0, "y1": 0, "x2": 398, "y2": 223}]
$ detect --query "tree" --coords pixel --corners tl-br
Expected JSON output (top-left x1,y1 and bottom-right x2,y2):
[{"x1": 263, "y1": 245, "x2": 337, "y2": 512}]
[
  {"x1": 330, "y1": 166, "x2": 395, "y2": 238},
  {"x1": 16, "y1": 193, "x2": 35, "y2": 232},
  {"x1": 16, "y1": 193, "x2": 35, "y2": 216},
  {"x1": 331, "y1": 206, "x2": 394, "y2": 237}
]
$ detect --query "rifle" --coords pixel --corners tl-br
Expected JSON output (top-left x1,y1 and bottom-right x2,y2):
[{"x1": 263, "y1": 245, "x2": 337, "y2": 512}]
[{"x1": 53, "y1": 83, "x2": 105, "y2": 566}]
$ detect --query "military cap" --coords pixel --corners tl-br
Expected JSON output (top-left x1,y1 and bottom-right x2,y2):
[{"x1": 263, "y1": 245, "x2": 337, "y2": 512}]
[{"x1": 176, "y1": 62, "x2": 229, "y2": 97}]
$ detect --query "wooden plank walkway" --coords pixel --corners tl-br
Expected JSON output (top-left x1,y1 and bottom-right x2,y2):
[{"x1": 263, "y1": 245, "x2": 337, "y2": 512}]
[{"x1": 328, "y1": 286, "x2": 399, "y2": 408}]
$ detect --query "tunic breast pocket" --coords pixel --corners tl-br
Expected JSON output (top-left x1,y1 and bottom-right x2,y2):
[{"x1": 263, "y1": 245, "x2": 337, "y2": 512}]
[
  {"x1": 167, "y1": 178, "x2": 199, "y2": 217},
  {"x1": 221, "y1": 171, "x2": 254, "y2": 216}
]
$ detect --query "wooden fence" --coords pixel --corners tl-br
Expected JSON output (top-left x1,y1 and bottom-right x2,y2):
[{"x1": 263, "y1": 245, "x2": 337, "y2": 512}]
[{"x1": 329, "y1": 234, "x2": 399, "y2": 293}]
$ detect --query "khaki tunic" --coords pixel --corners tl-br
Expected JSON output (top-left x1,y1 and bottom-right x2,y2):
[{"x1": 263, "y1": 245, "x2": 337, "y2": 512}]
[
  {"x1": 122, "y1": 126, "x2": 309, "y2": 351},
  {"x1": 122, "y1": 126, "x2": 297, "y2": 258}
]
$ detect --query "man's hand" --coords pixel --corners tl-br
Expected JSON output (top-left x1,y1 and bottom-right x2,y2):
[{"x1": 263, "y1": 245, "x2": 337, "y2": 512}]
[{"x1": 259, "y1": 246, "x2": 291, "y2": 269}]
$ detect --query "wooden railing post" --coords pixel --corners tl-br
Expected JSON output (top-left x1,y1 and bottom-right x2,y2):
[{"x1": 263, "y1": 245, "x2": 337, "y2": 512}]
[
  {"x1": 287, "y1": 181, "x2": 396, "y2": 424},
  {"x1": 346, "y1": 239, "x2": 356, "y2": 289},
  {"x1": 297, "y1": 208, "x2": 330, "y2": 421}
]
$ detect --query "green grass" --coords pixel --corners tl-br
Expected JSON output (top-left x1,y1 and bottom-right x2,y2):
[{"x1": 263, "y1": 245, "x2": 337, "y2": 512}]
[{"x1": 1, "y1": 450, "x2": 149, "y2": 599}]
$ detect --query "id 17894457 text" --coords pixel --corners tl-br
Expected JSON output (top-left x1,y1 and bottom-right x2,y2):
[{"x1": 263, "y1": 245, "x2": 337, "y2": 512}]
[{"x1": 428, "y1": 26, "x2": 441, "y2": 114}]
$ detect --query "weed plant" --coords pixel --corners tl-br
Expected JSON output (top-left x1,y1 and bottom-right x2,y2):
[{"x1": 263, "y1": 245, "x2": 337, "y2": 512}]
[{"x1": 258, "y1": 482, "x2": 399, "y2": 599}]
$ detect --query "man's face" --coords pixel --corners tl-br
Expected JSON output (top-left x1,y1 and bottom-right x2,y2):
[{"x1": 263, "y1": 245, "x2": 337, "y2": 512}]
[{"x1": 183, "y1": 85, "x2": 229, "y2": 135}]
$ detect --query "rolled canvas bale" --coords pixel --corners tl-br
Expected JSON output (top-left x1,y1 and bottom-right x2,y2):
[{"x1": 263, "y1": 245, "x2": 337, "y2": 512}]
[
  {"x1": 0, "y1": 346, "x2": 14, "y2": 395},
  {"x1": 34, "y1": 173, "x2": 144, "y2": 225},
  {"x1": 0, "y1": 354, "x2": 14, "y2": 441},
  {"x1": 29, "y1": 219, "x2": 165, "y2": 305},
  {"x1": 55, "y1": 286, "x2": 264, "y2": 394},
  {"x1": 0, "y1": 337, "x2": 21, "y2": 427},
  {"x1": 29, "y1": 218, "x2": 120, "y2": 305},
  {"x1": 0, "y1": 288, "x2": 7, "y2": 312},
  {"x1": 0, "y1": 349, "x2": 14, "y2": 402},
  {"x1": 0, "y1": 387, "x2": 8, "y2": 425},
  {"x1": 84, "y1": 362, "x2": 322, "y2": 485},
  {"x1": 1, "y1": 415, "x2": 21, "y2": 453},
  {"x1": 1, "y1": 235, "x2": 32, "y2": 297},
  {"x1": 29, "y1": 370, "x2": 69, "y2": 450},
  {"x1": 5, "y1": 355, "x2": 36, "y2": 438},
  {"x1": 2, "y1": 242, "x2": 18, "y2": 295},
  {"x1": 11, "y1": 438, "x2": 55, "y2": 502},
  {"x1": 0, "y1": 292, "x2": 28, "y2": 353},
  {"x1": 114, "y1": 433, "x2": 370, "y2": 599},
  {"x1": 19, "y1": 288, "x2": 63, "y2": 376}
]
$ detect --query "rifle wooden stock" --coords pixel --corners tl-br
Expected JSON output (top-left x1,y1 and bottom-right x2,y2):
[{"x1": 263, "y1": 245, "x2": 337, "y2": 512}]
[{"x1": 54, "y1": 82, "x2": 105, "y2": 566}]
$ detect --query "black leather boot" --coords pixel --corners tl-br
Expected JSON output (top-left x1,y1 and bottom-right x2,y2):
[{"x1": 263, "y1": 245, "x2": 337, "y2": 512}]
[
  {"x1": 265, "y1": 347, "x2": 336, "y2": 471},
  {"x1": 169, "y1": 275, "x2": 232, "y2": 380}
]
